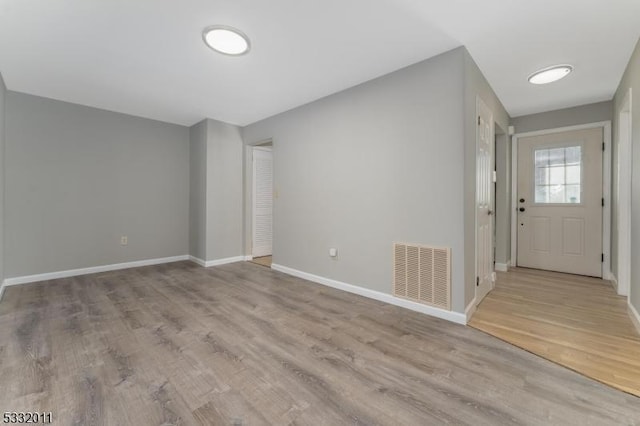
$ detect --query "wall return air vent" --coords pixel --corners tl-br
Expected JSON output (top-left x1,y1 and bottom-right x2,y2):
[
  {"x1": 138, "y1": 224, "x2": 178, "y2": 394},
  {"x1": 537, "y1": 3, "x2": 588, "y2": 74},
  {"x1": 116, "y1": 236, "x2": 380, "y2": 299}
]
[{"x1": 393, "y1": 242, "x2": 451, "y2": 310}]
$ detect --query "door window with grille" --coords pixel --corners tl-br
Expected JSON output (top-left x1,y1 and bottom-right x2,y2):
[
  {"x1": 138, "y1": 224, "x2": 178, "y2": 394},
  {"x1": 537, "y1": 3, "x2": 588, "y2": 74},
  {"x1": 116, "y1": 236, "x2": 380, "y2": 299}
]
[{"x1": 534, "y1": 145, "x2": 582, "y2": 204}]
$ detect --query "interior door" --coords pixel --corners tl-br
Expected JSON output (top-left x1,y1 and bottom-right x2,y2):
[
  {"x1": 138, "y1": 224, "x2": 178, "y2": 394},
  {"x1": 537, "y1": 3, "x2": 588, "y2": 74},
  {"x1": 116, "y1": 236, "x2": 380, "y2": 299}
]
[
  {"x1": 476, "y1": 97, "x2": 494, "y2": 304},
  {"x1": 252, "y1": 148, "x2": 273, "y2": 258},
  {"x1": 517, "y1": 127, "x2": 603, "y2": 277}
]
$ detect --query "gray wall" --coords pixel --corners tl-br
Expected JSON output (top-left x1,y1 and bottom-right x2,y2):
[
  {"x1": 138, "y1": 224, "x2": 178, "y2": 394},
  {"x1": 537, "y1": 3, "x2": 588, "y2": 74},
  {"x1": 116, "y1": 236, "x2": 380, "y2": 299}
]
[
  {"x1": 511, "y1": 101, "x2": 612, "y2": 134},
  {"x1": 5, "y1": 92, "x2": 190, "y2": 278},
  {"x1": 189, "y1": 119, "x2": 244, "y2": 262},
  {"x1": 613, "y1": 38, "x2": 640, "y2": 314},
  {"x1": 0, "y1": 73, "x2": 6, "y2": 284},
  {"x1": 189, "y1": 120, "x2": 207, "y2": 260},
  {"x1": 463, "y1": 49, "x2": 510, "y2": 308},
  {"x1": 205, "y1": 119, "x2": 243, "y2": 261},
  {"x1": 243, "y1": 48, "x2": 467, "y2": 313}
]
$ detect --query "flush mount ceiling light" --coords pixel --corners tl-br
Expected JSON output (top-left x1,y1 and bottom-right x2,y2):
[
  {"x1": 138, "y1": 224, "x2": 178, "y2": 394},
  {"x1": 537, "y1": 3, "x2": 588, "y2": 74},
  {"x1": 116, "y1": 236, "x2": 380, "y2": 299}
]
[
  {"x1": 528, "y1": 64, "x2": 573, "y2": 85},
  {"x1": 202, "y1": 25, "x2": 250, "y2": 56}
]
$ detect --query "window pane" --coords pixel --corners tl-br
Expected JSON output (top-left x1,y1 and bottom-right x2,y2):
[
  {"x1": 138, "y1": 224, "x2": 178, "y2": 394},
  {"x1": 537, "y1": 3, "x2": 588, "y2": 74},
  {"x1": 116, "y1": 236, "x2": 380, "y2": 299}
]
[
  {"x1": 549, "y1": 166, "x2": 565, "y2": 184},
  {"x1": 566, "y1": 146, "x2": 581, "y2": 164},
  {"x1": 535, "y1": 167, "x2": 549, "y2": 185},
  {"x1": 535, "y1": 186, "x2": 549, "y2": 203},
  {"x1": 566, "y1": 165, "x2": 581, "y2": 185},
  {"x1": 535, "y1": 149, "x2": 550, "y2": 167},
  {"x1": 548, "y1": 148, "x2": 565, "y2": 165},
  {"x1": 549, "y1": 185, "x2": 565, "y2": 203},
  {"x1": 566, "y1": 185, "x2": 580, "y2": 203}
]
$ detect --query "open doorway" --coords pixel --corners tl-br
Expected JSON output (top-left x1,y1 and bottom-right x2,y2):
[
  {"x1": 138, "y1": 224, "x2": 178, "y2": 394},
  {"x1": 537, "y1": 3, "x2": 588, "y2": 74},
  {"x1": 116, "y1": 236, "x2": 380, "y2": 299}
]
[
  {"x1": 494, "y1": 129, "x2": 511, "y2": 273},
  {"x1": 249, "y1": 142, "x2": 273, "y2": 267}
]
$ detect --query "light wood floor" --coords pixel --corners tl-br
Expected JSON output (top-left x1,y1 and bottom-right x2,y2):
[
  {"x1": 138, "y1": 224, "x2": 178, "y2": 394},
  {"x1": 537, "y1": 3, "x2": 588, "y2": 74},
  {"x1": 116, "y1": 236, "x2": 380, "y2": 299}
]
[
  {"x1": 250, "y1": 256, "x2": 272, "y2": 268},
  {"x1": 470, "y1": 267, "x2": 640, "y2": 398},
  {"x1": 1, "y1": 262, "x2": 639, "y2": 425}
]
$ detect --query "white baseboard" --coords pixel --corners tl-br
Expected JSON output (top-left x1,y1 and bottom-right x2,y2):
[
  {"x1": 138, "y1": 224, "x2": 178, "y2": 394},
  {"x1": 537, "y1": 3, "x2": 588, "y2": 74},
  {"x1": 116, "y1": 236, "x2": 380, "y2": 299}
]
[
  {"x1": 189, "y1": 256, "x2": 207, "y2": 267},
  {"x1": 465, "y1": 297, "x2": 477, "y2": 321},
  {"x1": 629, "y1": 300, "x2": 640, "y2": 335},
  {"x1": 610, "y1": 274, "x2": 618, "y2": 291},
  {"x1": 3, "y1": 255, "x2": 190, "y2": 287},
  {"x1": 189, "y1": 255, "x2": 250, "y2": 268},
  {"x1": 495, "y1": 263, "x2": 509, "y2": 272},
  {"x1": 271, "y1": 263, "x2": 467, "y2": 325},
  {"x1": 0, "y1": 281, "x2": 6, "y2": 302}
]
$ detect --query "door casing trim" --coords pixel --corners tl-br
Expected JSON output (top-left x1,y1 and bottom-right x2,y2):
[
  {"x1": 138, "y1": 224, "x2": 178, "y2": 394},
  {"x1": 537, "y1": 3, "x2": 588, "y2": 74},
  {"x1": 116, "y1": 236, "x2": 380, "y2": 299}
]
[
  {"x1": 616, "y1": 88, "x2": 632, "y2": 296},
  {"x1": 510, "y1": 121, "x2": 612, "y2": 279}
]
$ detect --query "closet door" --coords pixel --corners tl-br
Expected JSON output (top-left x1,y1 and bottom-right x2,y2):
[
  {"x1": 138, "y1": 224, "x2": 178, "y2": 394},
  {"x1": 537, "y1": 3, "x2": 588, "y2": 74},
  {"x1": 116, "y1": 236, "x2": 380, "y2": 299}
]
[{"x1": 252, "y1": 148, "x2": 273, "y2": 258}]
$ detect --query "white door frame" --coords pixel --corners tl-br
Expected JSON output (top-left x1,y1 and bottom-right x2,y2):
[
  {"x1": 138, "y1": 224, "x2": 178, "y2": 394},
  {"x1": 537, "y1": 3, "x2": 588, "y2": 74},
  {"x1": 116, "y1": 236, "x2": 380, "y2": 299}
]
[
  {"x1": 510, "y1": 121, "x2": 612, "y2": 279},
  {"x1": 616, "y1": 89, "x2": 632, "y2": 296}
]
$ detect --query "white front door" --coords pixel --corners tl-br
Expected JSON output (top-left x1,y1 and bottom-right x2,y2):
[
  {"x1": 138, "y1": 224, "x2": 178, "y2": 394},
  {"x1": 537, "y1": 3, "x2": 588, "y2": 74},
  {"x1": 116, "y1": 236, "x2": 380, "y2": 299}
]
[
  {"x1": 517, "y1": 128, "x2": 603, "y2": 277},
  {"x1": 252, "y1": 148, "x2": 273, "y2": 258},
  {"x1": 476, "y1": 97, "x2": 494, "y2": 304}
]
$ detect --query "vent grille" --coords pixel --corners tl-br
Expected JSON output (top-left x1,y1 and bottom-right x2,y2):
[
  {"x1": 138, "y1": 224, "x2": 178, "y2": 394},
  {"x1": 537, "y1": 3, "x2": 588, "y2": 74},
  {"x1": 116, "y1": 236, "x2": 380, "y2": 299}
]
[{"x1": 393, "y1": 243, "x2": 451, "y2": 310}]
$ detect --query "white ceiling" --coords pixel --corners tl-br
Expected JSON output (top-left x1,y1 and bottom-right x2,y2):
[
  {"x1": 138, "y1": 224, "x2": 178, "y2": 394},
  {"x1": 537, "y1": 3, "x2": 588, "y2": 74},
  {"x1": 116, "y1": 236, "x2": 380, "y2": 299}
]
[{"x1": 1, "y1": 0, "x2": 639, "y2": 126}]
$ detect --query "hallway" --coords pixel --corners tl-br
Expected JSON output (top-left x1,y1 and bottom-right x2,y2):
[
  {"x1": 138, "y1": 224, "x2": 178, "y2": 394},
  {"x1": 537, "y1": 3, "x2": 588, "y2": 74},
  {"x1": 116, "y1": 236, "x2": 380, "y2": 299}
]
[{"x1": 469, "y1": 268, "x2": 640, "y2": 397}]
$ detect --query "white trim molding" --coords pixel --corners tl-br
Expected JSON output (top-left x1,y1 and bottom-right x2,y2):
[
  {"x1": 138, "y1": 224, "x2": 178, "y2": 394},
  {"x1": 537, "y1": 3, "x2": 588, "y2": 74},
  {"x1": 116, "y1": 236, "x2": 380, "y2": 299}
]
[
  {"x1": 189, "y1": 256, "x2": 207, "y2": 267},
  {"x1": 510, "y1": 121, "x2": 612, "y2": 278},
  {"x1": 0, "y1": 281, "x2": 7, "y2": 301},
  {"x1": 610, "y1": 274, "x2": 618, "y2": 291},
  {"x1": 495, "y1": 262, "x2": 509, "y2": 272},
  {"x1": 616, "y1": 88, "x2": 632, "y2": 296},
  {"x1": 271, "y1": 263, "x2": 467, "y2": 325},
  {"x1": 3, "y1": 255, "x2": 190, "y2": 287},
  {"x1": 189, "y1": 255, "x2": 250, "y2": 268},
  {"x1": 629, "y1": 301, "x2": 640, "y2": 335},
  {"x1": 465, "y1": 297, "x2": 477, "y2": 321}
]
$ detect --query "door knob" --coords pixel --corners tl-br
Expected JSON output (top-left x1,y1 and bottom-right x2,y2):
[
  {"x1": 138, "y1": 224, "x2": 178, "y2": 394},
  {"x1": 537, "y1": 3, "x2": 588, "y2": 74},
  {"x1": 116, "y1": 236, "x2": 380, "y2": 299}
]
[
  {"x1": 519, "y1": 198, "x2": 525, "y2": 203},
  {"x1": 519, "y1": 207, "x2": 525, "y2": 212},
  {"x1": 488, "y1": 210, "x2": 493, "y2": 216}
]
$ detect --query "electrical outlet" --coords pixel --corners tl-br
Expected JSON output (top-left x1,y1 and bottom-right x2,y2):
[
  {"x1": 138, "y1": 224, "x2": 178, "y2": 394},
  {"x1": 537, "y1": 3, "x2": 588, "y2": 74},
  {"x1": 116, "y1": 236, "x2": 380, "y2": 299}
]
[{"x1": 121, "y1": 236, "x2": 128, "y2": 246}]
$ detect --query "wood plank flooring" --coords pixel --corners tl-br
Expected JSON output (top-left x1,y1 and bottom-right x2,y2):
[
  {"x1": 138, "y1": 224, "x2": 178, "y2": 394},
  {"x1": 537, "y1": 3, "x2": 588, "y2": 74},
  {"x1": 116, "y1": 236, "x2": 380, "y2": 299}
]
[
  {"x1": 469, "y1": 267, "x2": 640, "y2": 398},
  {"x1": 250, "y1": 256, "x2": 272, "y2": 268},
  {"x1": 0, "y1": 261, "x2": 638, "y2": 425}
]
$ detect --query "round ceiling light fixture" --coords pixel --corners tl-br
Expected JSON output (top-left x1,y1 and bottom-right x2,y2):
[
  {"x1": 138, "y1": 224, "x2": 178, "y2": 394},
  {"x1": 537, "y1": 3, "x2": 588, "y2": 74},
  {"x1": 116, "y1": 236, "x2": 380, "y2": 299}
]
[
  {"x1": 202, "y1": 25, "x2": 251, "y2": 56},
  {"x1": 528, "y1": 64, "x2": 573, "y2": 85}
]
